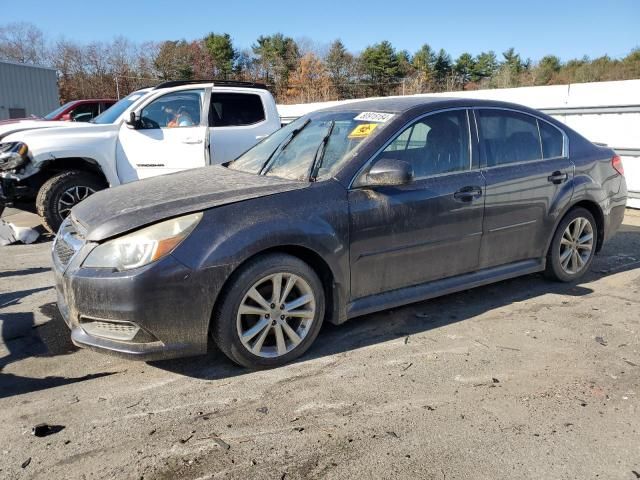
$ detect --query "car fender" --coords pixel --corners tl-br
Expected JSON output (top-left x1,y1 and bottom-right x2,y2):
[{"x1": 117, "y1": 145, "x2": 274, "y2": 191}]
[
  {"x1": 173, "y1": 182, "x2": 351, "y2": 322},
  {"x1": 3, "y1": 124, "x2": 121, "y2": 186}
]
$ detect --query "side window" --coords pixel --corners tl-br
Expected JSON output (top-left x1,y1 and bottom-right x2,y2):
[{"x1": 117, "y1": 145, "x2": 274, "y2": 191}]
[
  {"x1": 209, "y1": 93, "x2": 266, "y2": 127},
  {"x1": 478, "y1": 109, "x2": 543, "y2": 166},
  {"x1": 140, "y1": 90, "x2": 203, "y2": 129},
  {"x1": 379, "y1": 110, "x2": 470, "y2": 178},
  {"x1": 100, "y1": 102, "x2": 115, "y2": 114},
  {"x1": 70, "y1": 103, "x2": 99, "y2": 122},
  {"x1": 538, "y1": 120, "x2": 564, "y2": 158}
]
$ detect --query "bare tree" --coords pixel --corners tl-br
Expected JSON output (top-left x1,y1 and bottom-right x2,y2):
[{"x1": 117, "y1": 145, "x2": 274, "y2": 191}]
[{"x1": 0, "y1": 22, "x2": 48, "y2": 64}]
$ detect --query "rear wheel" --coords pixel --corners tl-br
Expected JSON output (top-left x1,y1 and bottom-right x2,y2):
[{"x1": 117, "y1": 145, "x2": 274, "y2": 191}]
[
  {"x1": 212, "y1": 254, "x2": 325, "y2": 369},
  {"x1": 545, "y1": 207, "x2": 597, "y2": 282},
  {"x1": 36, "y1": 170, "x2": 106, "y2": 233}
]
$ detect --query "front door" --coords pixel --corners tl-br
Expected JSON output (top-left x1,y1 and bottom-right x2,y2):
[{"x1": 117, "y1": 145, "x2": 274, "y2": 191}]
[
  {"x1": 475, "y1": 108, "x2": 574, "y2": 268},
  {"x1": 349, "y1": 109, "x2": 485, "y2": 299},
  {"x1": 116, "y1": 88, "x2": 209, "y2": 183}
]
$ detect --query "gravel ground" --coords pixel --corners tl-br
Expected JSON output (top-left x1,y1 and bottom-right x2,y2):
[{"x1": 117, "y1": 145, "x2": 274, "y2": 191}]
[{"x1": 0, "y1": 209, "x2": 639, "y2": 480}]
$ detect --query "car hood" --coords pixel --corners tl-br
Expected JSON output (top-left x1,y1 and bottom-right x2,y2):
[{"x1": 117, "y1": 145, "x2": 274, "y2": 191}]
[
  {"x1": 0, "y1": 120, "x2": 77, "y2": 140},
  {"x1": 71, "y1": 165, "x2": 308, "y2": 242}
]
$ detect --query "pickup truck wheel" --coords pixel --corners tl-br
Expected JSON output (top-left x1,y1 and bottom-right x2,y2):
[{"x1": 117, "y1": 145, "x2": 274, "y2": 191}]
[
  {"x1": 212, "y1": 253, "x2": 325, "y2": 369},
  {"x1": 36, "y1": 170, "x2": 106, "y2": 233}
]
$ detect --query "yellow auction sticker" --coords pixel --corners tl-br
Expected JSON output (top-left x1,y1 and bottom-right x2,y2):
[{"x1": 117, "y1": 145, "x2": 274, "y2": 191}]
[{"x1": 348, "y1": 123, "x2": 378, "y2": 139}]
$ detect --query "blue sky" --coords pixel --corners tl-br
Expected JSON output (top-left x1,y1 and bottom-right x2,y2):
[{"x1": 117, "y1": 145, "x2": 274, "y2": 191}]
[{"x1": 5, "y1": 0, "x2": 639, "y2": 61}]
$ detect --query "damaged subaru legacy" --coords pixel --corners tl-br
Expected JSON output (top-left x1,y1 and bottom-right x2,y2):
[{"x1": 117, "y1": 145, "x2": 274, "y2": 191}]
[{"x1": 53, "y1": 97, "x2": 627, "y2": 368}]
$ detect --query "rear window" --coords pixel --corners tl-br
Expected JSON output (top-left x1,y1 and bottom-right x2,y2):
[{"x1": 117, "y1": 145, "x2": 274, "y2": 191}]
[
  {"x1": 209, "y1": 93, "x2": 265, "y2": 127},
  {"x1": 538, "y1": 120, "x2": 564, "y2": 158}
]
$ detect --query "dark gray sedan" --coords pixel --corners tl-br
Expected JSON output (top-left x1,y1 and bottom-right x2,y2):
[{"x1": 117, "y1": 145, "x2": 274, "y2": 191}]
[{"x1": 52, "y1": 97, "x2": 627, "y2": 368}]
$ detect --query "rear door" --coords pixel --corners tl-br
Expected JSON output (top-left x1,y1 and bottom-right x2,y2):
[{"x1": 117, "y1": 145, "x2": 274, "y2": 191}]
[
  {"x1": 116, "y1": 88, "x2": 210, "y2": 182},
  {"x1": 208, "y1": 91, "x2": 274, "y2": 164},
  {"x1": 475, "y1": 108, "x2": 573, "y2": 268},
  {"x1": 348, "y1": 109, "x2": 485, "y2": 299}
]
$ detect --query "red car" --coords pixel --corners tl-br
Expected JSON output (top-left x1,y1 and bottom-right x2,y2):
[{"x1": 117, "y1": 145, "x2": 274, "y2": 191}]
[
  {"x1": 43, "y1": 99, "x2": 117, "y2": 122},
  {"x1": 0, "y1": 99, "x2": 117, "y2": 126}
]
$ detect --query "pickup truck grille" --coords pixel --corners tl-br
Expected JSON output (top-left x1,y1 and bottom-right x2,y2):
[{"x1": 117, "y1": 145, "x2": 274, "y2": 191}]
[{"x1": 53, "y1": 217, "x2": 85, "y2": 268}]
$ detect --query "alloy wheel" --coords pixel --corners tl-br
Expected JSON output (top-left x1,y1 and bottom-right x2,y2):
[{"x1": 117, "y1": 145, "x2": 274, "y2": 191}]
[
  {"x1": 236, "y1": 272, "x2": 316, "y2": 358},
  {"x1": 57, "y1": 185, "x2": 96, "y2": 218},
  {"x1": 559, "y1": 217, "x2": 594, "y2": 275}
]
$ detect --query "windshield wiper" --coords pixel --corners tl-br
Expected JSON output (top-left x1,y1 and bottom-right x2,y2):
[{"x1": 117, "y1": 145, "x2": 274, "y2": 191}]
[
  {"x1": 309, "y1": 120, "x2": 335, "y2": 181},
  {"x1": 259, "y1": 118, "x2": 310, "y2": 175}
]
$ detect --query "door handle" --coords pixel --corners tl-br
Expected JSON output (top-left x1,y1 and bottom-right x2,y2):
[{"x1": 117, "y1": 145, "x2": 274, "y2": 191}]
[
  {"x1": 547, "y1": 171, "x2": 568, "y2": 184},
  {"x1": 453, "y1": 185, "x2": 483, "y2": 202},
  {"x1": 182, "y1": 138, "x2": 203, "y2": 144},
  {"x1": 255, "y1": 134, "x2": 268, "y2": 140}
]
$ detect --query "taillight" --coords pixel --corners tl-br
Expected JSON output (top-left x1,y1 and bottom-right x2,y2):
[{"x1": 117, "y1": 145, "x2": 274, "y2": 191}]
[{"x1": 612, "y1": 155, "x2": 624, "y2": 176}]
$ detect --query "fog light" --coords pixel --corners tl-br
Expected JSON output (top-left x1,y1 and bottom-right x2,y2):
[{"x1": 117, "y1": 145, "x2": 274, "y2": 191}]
[{"x1": 80, "y1": 318, "x2": 140, "y2": 341}]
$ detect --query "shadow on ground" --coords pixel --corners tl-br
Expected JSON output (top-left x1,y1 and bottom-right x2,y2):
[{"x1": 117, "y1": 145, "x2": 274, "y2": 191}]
[
  {"x1": 2, "y1": 222, "x2": 639, "y2": 390},
  {"x1": 0, "y1": 302, "x2": 117, "y2": 399},
  {"x1": 153, "y1": 223, "x2": 640, "y2": 380}
]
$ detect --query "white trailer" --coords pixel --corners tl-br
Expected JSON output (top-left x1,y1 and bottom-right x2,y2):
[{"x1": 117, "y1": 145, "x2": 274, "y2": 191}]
[{"x1": 278, "y1": 79, "x2": 640, "y2": 208}]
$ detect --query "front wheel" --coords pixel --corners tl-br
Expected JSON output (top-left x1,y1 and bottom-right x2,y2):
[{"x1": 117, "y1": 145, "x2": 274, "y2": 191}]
[
  {"x1": 36, "y1": 170, "x2": 106, "y2": 233},
  {"x1": 212, "y1": 254, "x2": 325, "y2": 369},
  {"x1": 545, "y1": 207, "x2": 597, "y2": 282}
]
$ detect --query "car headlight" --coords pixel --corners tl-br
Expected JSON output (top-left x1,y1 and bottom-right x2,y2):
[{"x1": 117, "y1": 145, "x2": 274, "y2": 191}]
[
  {"x1": 83, "y1": 212, "x2": 202, "y2": 271},
  {"x1": 0, "y1": 142, "x2": 29, "y2": 171}
]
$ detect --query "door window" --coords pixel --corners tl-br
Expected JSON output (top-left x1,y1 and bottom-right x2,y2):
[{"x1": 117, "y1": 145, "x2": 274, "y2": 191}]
[
  {"x1": 477, "y1": 109, "x2": 543, "y2": 166},
  {"x1": 69, "y1": 103, "x2": 99, "y2": 122},
  {"x1": 209, "y1": 93, "x2": 265, "y2": 127},
  {"x1": 378, "y1": 110, "x2": 471, "y2": 178},
  {"x1": 538, "y1": 120, "x2": 564, "y2": 158},
  {"x1": 139, "y1": 90, "x2": 203, "y2": 129}
]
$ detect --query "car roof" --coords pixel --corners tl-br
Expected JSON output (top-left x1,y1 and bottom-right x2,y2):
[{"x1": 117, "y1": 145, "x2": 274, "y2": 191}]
[
  {"x1": 69, "y1": 99, "x2": 117, "y2": 103},
  {"x1": 317, "y1": 96, "x2": 540, "y2": 115}
]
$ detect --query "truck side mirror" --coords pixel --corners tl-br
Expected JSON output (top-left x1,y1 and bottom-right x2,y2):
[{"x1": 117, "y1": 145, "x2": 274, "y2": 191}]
[{"x1": 125, "y1": 111, "x2": 140, "y2": 129}]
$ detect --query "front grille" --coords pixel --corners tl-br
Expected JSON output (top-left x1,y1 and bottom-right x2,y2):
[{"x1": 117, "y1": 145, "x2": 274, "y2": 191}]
[
  {"x1": 54, "y1": 236, "x2": 76, "y2": 266},
  {"x1": 53, "y1": 217, "x2": 85, "y2": 268}
]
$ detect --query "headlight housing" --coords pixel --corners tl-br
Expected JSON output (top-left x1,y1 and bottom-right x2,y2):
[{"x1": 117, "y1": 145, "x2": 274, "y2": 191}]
[
  {"x1": 0, "y1": 142, "x2": 29, "y2": 171},
  {"x1": 83, "y1": 212, "x2": 202, "y2": 271}
]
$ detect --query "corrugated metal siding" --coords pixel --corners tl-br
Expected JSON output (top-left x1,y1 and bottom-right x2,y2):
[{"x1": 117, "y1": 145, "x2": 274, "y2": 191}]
[{"x1": 0, "y1": 61, "x2": 58, "y2": 120}]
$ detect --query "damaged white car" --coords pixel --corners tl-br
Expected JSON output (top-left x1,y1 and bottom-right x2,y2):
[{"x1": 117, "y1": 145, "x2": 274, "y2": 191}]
[{"x1": 0, "y1": 80, "x2": 280, "y2": 232}]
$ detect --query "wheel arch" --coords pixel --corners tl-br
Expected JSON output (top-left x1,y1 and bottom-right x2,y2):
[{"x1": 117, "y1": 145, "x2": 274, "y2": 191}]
[
  {"x1": 209, "y1": 244, "x2": 344, "y2": 339},
  {"x1": 38, "y1": 157, "x2": 109, "y2": 186},
  {"x1": 546, "y1": 199, "x2": 605, "y2": 256}
]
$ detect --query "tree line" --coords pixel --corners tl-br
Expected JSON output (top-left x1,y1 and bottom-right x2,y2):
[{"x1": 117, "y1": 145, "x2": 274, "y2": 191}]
[{"x1": 1, "y1": 22, "x2": 639, "y2": 105}]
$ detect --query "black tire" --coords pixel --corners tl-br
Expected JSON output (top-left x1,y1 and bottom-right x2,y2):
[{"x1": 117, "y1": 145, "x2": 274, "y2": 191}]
[
  {"x1": 212, "y1": 253, "x2": 326, "y2": 369},
  {"x1": 545, "y1": 207, "x2": 597, "y2": 282},
  {"x1": 36, "y1": 170, "x2": 106, "y2": 233}
]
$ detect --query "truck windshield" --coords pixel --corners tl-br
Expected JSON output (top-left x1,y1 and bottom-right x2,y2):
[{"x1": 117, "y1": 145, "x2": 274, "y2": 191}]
[
  {"x1": 227, "y1": 110, "x2": 389, "y2": 181},
  {"x1": 92, "y1": 91, "x2": 147, "y2": 124}
]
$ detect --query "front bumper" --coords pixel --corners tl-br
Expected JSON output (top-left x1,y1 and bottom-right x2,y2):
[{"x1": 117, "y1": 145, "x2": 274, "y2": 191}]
[
  {"x1": 0, "y1": 176, "x2": 36, "y2": 206},
  {"x1": 53, "y1": 237, "x2": 227, "y2": 361}
]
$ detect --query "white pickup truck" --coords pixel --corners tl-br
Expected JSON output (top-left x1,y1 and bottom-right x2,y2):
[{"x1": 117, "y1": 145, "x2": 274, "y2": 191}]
[{"x1": 0, "y1": 80, "x2": 280, "y2": 231}]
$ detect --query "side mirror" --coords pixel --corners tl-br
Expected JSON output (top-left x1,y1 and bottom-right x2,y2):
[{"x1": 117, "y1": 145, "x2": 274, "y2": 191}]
[
  {"x1": 359, "y1": 158, "x2": 413, "y2": 187},
  {"x1": 125, "y1": 111, "x2": 140, "y2": 128},
  {"x1": 60, "y1": 113, "x2": 71, "y2": 121}
]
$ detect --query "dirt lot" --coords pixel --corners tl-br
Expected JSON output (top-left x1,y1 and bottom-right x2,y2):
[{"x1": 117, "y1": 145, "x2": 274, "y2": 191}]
[{"x1": 1, "y1": 208, "x2": 639, "y2": 480}]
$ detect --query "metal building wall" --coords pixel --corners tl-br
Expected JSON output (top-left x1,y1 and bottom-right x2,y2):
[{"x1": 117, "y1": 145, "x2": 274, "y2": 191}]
[{"x1": 0, "y1": 61, "x2": 59, "y2": 120}]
